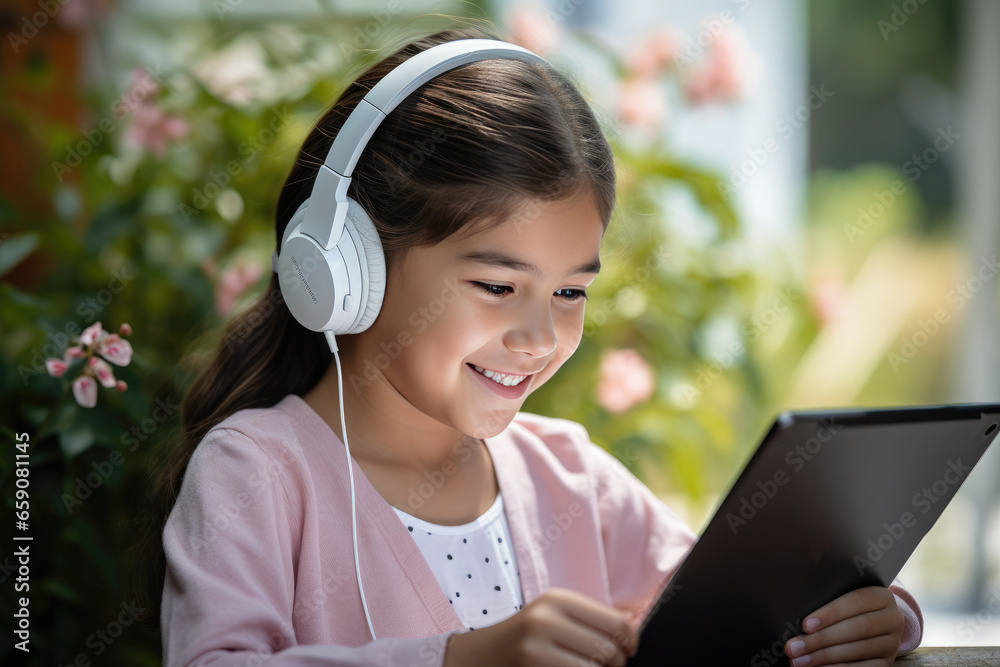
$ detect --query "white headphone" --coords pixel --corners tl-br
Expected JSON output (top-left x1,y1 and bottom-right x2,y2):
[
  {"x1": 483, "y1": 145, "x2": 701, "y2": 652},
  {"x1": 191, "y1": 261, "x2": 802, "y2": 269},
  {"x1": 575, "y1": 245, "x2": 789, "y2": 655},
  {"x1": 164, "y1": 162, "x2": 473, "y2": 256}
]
[{"x1": 271, "y1": 38, "x2": 550, "y2": 642}]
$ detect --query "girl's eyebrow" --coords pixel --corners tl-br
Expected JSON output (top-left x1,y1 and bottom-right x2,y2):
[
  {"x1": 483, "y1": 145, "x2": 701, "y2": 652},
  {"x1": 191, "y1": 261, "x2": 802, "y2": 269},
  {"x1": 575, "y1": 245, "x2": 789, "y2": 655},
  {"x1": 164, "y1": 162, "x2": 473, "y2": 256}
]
[{"x1": 458, "y1": 250, "x2": 601, "y2": 277}]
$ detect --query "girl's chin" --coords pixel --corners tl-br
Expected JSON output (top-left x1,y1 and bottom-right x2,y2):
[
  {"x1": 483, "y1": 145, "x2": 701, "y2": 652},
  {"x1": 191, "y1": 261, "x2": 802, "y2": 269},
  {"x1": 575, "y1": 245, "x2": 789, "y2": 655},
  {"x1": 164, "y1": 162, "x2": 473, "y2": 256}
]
[{"x1": 462, "y1": 413, "x2": 518, "y2": 440}]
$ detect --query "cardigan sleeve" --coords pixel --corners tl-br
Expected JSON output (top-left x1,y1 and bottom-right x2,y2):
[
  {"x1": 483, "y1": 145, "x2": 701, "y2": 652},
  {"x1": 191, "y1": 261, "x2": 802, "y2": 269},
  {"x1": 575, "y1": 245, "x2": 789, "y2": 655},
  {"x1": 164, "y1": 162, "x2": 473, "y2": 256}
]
[
  {"x1": 161, "y1": 426, "x2": 461, "y2": 667},
  {"x1": 889, "y1": 579, "x2": 924, "y2": 655},
  {"x1": 577, "y1": 431, "x2": 923, "y2": 656},
  {"x1": 579, "y1": 436, "x2": 698, "y2": 631}
]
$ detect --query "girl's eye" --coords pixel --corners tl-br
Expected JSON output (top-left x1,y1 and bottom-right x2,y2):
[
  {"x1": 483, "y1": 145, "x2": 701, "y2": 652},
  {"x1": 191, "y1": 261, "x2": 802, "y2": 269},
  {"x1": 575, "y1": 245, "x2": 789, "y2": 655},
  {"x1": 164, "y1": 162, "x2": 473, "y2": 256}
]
[
  {"x1": 472, "y1": 282, "x2": 512, "y2": 297},
  {"x1": 471, "y1": 282, "x2": 588, "y2": 302},
  {"x1": 556, "y1": 288, "x2": 588, "y2": 302}
]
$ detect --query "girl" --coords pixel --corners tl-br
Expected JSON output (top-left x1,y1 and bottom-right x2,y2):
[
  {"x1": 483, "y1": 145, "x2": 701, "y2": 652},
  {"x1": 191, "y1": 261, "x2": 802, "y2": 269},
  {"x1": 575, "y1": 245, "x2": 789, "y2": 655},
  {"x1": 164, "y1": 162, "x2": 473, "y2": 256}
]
[{"x1": 131, "y1": 25, "x2": 924, "y2": 667}]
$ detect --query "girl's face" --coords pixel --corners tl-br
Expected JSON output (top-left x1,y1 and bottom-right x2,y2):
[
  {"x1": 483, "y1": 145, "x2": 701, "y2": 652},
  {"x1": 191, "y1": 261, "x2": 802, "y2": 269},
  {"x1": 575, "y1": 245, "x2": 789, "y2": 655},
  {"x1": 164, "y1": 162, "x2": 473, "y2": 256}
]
[{"x1": 355, "y1": 190, "x2": 605, "y2": 440}]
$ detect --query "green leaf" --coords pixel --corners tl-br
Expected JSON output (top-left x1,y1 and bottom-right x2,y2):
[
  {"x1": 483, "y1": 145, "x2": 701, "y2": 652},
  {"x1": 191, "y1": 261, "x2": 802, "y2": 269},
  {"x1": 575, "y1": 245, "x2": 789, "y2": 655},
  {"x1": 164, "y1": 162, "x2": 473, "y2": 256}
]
[
  {"x1": 82, "y1": 198, "x2": 142, "y2": 256},
  {"x1": 0, "y1": 282, "x2": 48, "y2": 310},
  {"x1": 0, "y1": 233, "x2": 38, "y2": 276},
  {"x1": 70, "y1": 515, "x2": 119, "y2": 588},
  {"x1": 639, "y1": 157, "x2": 738, "y2": 236},
  {"x1": 60, "y1": 425, "x2": 95, "y2": 459},
  {"x1": 38, "y1": 578, "x2": 84, "y2": 606},
  {"x1": 572, "y1": 29, "x2": 628, "y2": 79}
]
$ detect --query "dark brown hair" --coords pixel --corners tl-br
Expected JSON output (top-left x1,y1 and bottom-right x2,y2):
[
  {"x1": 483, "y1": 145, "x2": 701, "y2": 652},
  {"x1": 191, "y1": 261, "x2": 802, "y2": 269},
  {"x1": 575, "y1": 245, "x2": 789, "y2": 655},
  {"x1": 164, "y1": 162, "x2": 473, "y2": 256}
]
[{"x1": 128, "y1": 23, "x2": 616, "y2": 628}]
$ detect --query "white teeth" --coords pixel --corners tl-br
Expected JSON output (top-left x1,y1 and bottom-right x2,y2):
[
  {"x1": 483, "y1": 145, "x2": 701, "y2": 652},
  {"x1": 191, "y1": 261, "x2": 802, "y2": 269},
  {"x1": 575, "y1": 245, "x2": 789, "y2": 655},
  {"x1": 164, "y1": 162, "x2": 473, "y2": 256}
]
[{"x1": 472, "y1": 364, "x2": 527, "y2": 386}]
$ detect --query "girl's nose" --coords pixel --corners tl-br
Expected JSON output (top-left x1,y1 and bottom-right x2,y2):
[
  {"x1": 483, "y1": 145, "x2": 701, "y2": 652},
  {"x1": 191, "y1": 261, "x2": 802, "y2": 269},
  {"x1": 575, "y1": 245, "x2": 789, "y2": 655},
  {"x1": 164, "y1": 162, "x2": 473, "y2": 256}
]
[{"x1": 505, "y1": 301, "x2": 558, "y2": 358}]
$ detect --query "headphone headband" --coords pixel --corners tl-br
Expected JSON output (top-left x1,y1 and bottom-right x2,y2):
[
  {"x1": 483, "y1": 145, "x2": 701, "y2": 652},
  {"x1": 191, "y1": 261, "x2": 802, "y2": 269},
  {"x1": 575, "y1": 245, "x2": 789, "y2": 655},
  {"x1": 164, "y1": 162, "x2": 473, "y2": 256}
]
[
  {"x1": 294, "y1": 38, "x2": 551, "y2": 252},
  {"x1": 273, "y1": 37, "x2": 552, "y2": 336}
]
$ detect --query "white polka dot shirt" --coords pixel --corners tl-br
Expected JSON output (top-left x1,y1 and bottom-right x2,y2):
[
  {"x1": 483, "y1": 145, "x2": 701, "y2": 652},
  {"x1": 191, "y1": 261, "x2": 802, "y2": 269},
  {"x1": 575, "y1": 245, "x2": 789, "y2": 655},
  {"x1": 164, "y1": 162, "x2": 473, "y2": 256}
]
[{"x1": 391, "y1": 492, "x2": 524, "y2": 631}]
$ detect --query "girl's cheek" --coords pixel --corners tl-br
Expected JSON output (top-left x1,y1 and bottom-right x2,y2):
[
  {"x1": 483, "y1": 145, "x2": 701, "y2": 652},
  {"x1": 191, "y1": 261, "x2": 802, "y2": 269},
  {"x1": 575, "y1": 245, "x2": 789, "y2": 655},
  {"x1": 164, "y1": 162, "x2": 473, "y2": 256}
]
[{"x1": 557, "y1": 312, "x2": 585, "y2": 349}]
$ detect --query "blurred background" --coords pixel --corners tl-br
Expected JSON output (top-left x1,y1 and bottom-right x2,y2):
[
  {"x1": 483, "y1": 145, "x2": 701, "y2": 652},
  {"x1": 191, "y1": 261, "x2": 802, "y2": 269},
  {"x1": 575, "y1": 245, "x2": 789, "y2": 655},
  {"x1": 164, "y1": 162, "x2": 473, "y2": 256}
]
[{"x1": 1, "y1": 0, "x2": 998, "y2": 662}]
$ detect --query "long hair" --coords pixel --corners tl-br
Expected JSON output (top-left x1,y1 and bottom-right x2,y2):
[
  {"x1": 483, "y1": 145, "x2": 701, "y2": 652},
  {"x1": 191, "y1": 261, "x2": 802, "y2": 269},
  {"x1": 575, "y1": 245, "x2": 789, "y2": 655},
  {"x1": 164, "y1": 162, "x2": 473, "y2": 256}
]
[{"x1": 127, "y1": 23, "x2": 616, "y2": 629}]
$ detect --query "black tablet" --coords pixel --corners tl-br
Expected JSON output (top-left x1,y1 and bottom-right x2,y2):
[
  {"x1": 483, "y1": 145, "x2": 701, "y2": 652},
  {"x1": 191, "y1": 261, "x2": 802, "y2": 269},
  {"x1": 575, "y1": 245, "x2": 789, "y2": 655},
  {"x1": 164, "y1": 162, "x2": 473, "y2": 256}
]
[{"x1": 628, "y1": 403, "x2": 1000, "y2": 666}]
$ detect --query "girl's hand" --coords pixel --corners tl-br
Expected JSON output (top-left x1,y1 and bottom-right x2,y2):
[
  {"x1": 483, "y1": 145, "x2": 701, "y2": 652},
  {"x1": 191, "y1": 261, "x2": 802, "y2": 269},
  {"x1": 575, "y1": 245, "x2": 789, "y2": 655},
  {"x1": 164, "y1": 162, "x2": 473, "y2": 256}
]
[
  {"x1": 443, "y1": 587, "x2": 639, "y2": 667},
  {"x1": 784, "y1": 585, "x2": 905, "y2": 666}
]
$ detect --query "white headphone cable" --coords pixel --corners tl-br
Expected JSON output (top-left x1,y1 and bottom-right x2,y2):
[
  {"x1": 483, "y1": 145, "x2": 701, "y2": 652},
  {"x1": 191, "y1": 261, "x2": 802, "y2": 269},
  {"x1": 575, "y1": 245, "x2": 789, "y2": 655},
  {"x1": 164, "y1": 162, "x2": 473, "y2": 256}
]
[{"x1": 324, "y1": 329, "x2": 378, "y2": 641}]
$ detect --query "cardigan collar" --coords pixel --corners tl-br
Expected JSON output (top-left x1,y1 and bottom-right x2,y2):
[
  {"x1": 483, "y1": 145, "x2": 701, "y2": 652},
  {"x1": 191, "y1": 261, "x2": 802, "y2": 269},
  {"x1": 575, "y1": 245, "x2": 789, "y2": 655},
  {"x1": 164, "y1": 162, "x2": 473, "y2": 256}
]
[{"x1": 283, "y1": 393, "x2": 548, "y2": 636}]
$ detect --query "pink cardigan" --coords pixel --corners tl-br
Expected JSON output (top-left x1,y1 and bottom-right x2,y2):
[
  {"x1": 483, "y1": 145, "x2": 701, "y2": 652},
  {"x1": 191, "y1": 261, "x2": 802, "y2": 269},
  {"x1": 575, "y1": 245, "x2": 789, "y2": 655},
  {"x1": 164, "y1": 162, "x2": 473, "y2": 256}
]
[{"x1": 161, "y1": 393, "x2": 923, "y2": 666}]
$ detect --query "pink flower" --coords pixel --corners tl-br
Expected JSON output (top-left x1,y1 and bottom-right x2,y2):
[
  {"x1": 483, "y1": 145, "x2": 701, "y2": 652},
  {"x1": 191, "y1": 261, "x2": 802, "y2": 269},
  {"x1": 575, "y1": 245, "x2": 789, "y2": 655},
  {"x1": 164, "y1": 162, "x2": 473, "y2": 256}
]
[
  {"x1": 595, "y1": 348, "x2": 656, "y2": 414},
  {"x1": 122, "y1": 67, "x2": 188, "y2": 158},
  {"x1": 73, "y1": 375, "x2": 98, "y2": 409},
  {"x1": 46, "y1": 358, "x2": 68, "y2": 378},
  {"x1": 43, "y1": 321, "x2": 134, "y2": 408},
  {"x1": 57, "y1": 0, "x2": 113, "y2": 30},
  {"x1": 119, "y1": 68, "x2": 160, "y2": 119},
  {"x1": 191, "y1": 40, "x2": 270, "y2": 107},
  {"x1": 625, "y1": 25, "x2": 683, "y2": 78},
  {"x1": 89, "y1": 356, "x2": 117, "y2": 388},
  {"x1": 616, "y1": 76, "x2": 666, "y2": 134},
  {"x1": 80, "y1": 321, "x2": 104, "y2": 346},
  {"x1": 505, "y1": 4, "x2": 561, "y2": 56},
  {"x1": 682, "y1": 20, "x2": 757, "y2": 105},
  {"x1": 98, "y1": 334, "x2": 133, "y2": 366},
  {"x1": 124, "y1": 105, "x2": 188, "y2": 158},
  {"x1": 212, "y1": 259, "x2": 264, "y2": 316},
  {"x1": 119, "y1": 322, "x2": 133, "y2": 336},
  {"x1": 809, "y1": 268, "x2": 846, "y2": 327}
]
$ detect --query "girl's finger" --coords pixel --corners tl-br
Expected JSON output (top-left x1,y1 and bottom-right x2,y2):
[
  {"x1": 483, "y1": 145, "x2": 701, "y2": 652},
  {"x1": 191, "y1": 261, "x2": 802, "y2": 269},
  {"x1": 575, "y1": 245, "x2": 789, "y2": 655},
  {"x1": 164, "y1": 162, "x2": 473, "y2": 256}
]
[
  {"x1": 530, "y1": 642, "x2": 624, "y2": 667},
  {"x1": 541, "y1": 612, "x2": 630, "y2": 667},
  {"x1": 800, "y1": 586, "x2": 895, "y2": 631},
  {"x1": 550, "y1": 589, "x2": 636, "y2": 654},
  {"x1": 786, "y1": 634, "x2": 897, "y2": 667},
  {"x1": 807, "y1": 660, "x2": 888, "y2": 667},
  {"x1": 785, "y1": 606, "x2": 904, "y2": 657}
]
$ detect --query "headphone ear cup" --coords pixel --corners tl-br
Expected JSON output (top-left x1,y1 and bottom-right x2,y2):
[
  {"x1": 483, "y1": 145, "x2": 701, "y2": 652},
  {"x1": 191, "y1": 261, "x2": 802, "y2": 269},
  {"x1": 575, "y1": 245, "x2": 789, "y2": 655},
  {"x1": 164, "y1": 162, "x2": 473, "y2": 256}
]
[
  {"x1": 278, "y1": 198, "x2": 339, "y2": 333},
  {"x1": 343, "y1": 196, "x2": 386, "y2": 334},
  {"x1": 279, "y1": 198, "x2": 309, "y2": 251}
]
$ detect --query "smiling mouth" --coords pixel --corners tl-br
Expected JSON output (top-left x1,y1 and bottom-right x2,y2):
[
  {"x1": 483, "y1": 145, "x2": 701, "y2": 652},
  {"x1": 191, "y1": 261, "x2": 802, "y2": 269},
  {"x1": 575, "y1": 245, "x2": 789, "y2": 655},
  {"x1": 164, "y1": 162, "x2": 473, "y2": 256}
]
[{"x1": 467, "y1": 363, "x2": 531, "y2": 387}]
